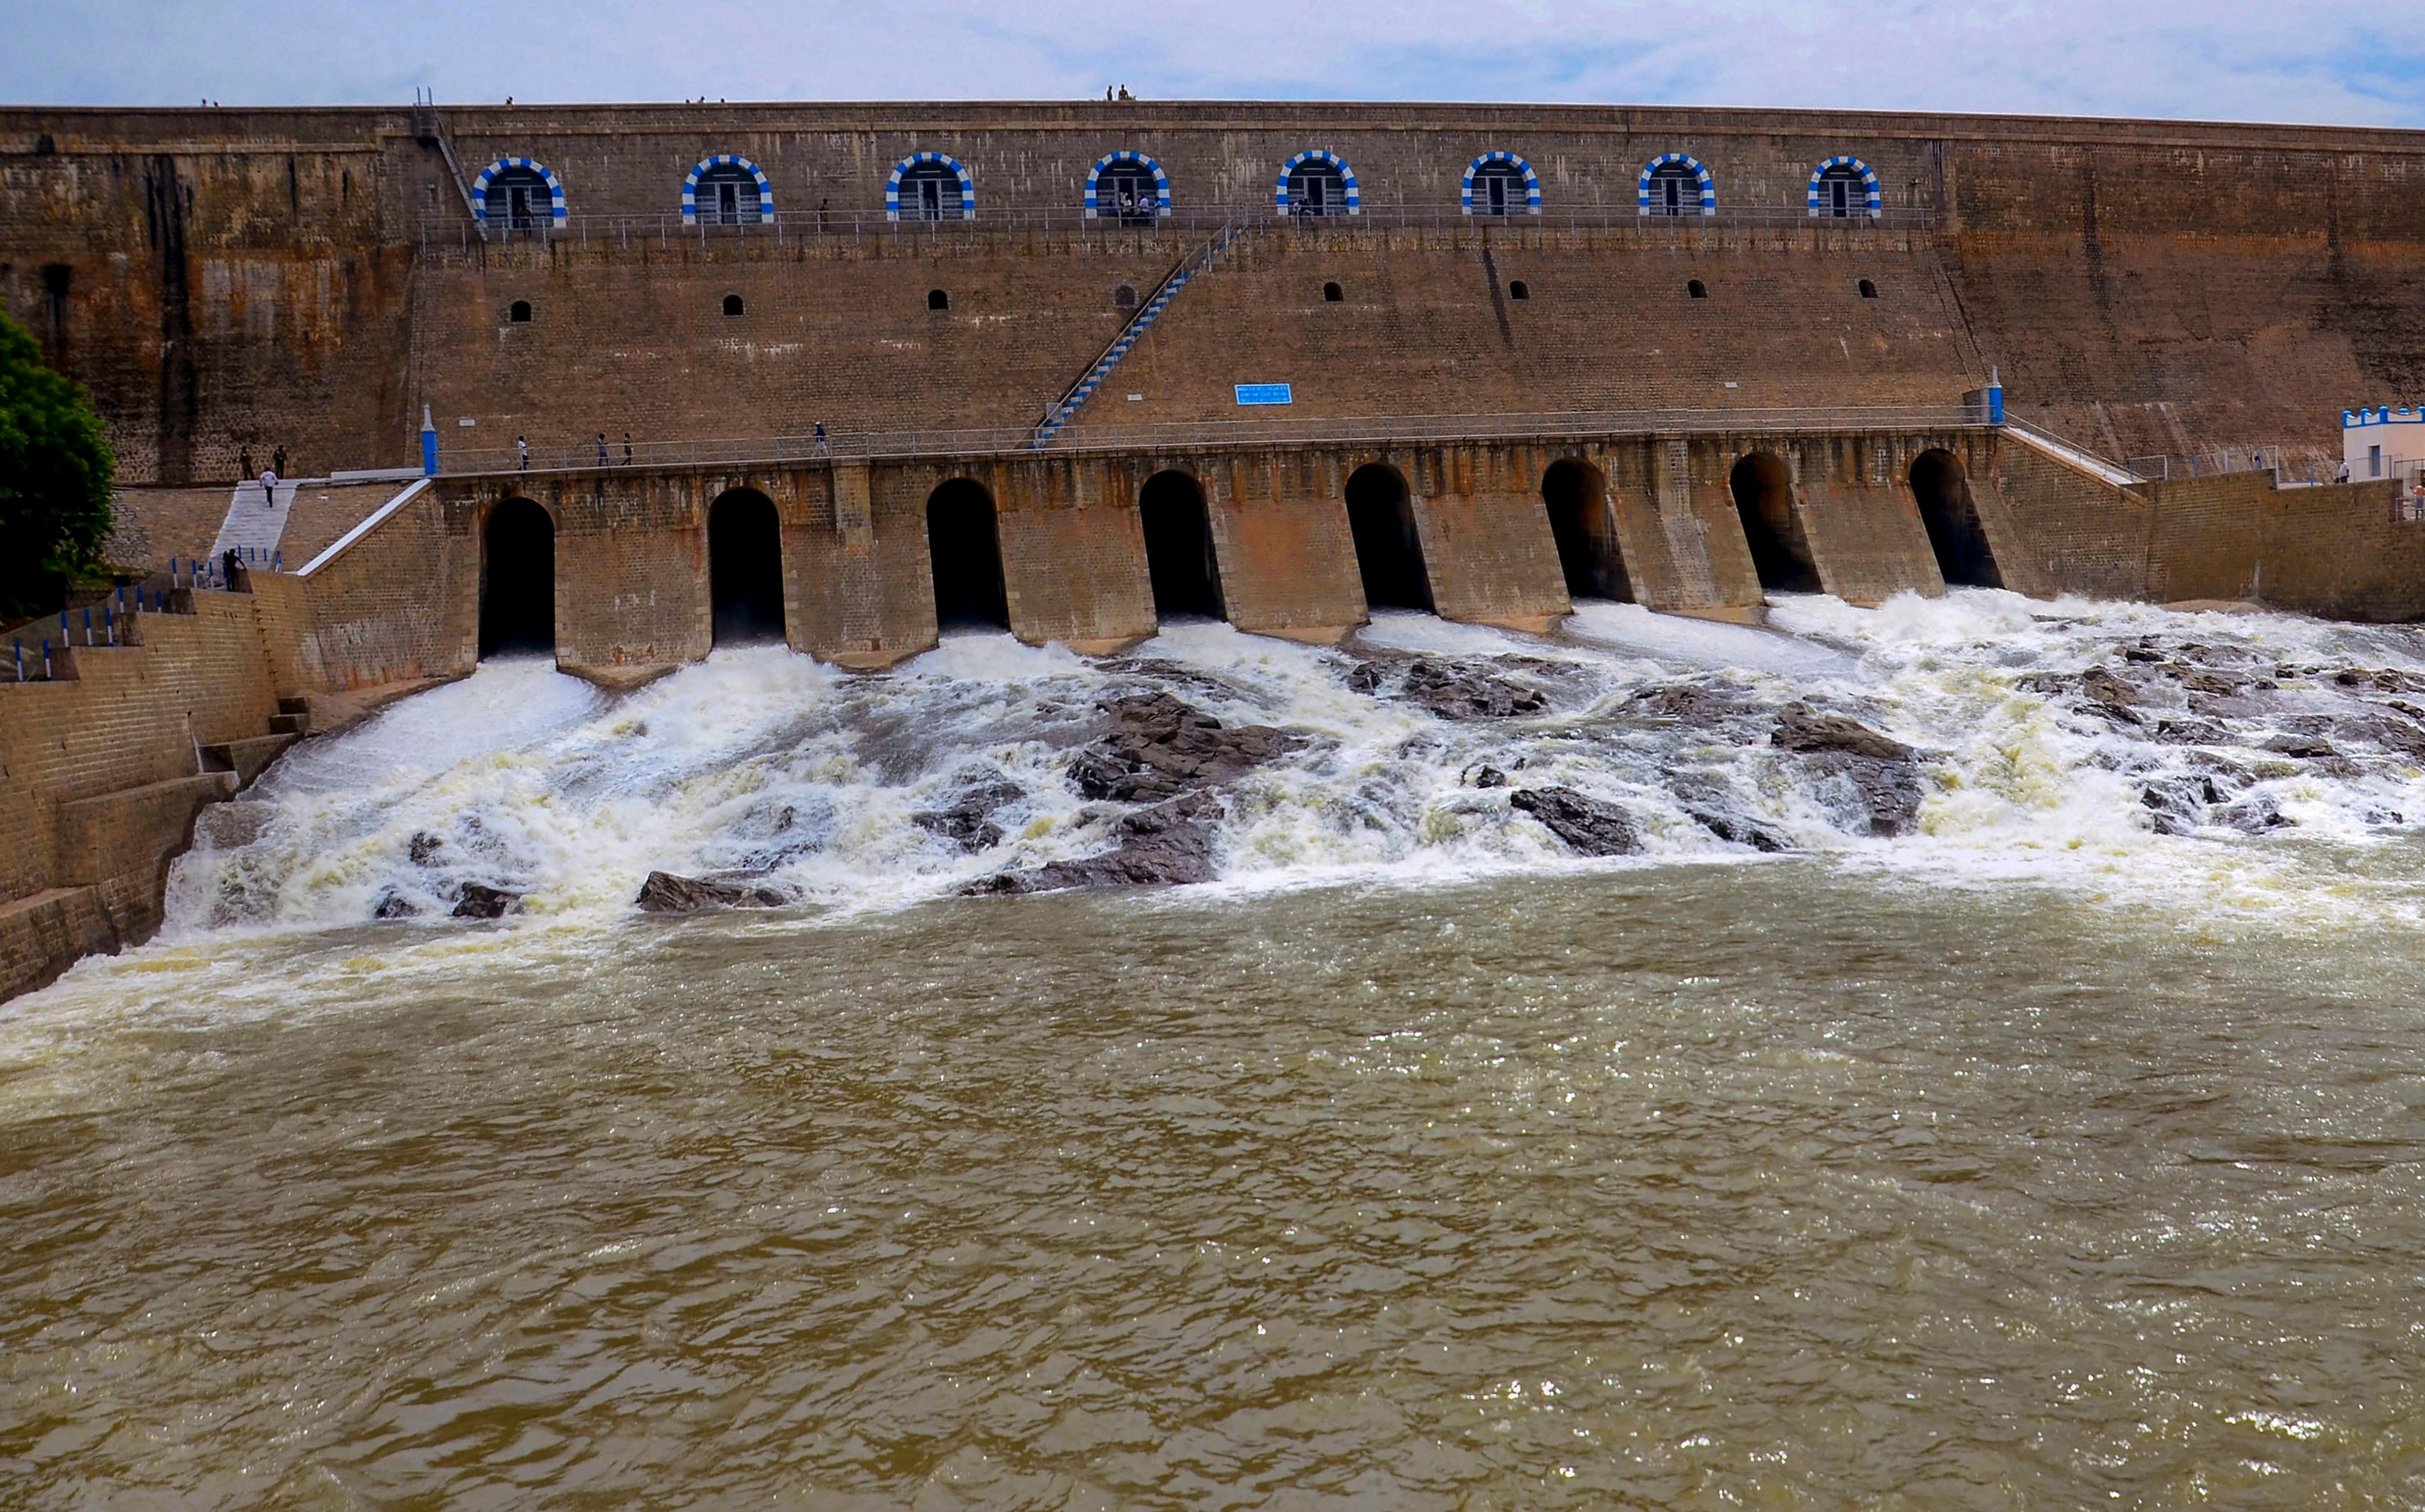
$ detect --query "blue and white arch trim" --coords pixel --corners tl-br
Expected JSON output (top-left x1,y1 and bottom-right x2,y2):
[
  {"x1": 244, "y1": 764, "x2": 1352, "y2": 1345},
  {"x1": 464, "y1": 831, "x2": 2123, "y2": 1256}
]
[
  {"x1": 885, "y1": 151, "x2": 977, "y2": 220},
  {"x1": 1635, "y1": 153, "x2": 1715, "y2": 216},
  {"x1": 469, "y1": 157, "x2": 567, "y2": 229},
  {"x1": 1083, "y1": 151, "x2": 1171, "y2": 217},
  {"x1": 682, "y1": 154, "x2": 774, "y2": 225},
  {"x1": 1461, "y1": 151, "x2": 1541, "y2": 214},
  {"x1": 1274, "y1": 149, "x2": 1359, "y2": 215},
  {"x1": 1806, "y1": 155, "x2": 1881, "y2": 217}
]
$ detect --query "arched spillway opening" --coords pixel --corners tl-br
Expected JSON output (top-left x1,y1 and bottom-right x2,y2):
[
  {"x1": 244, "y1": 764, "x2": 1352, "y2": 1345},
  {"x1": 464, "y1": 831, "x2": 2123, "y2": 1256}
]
[
  {"x1": 709, "y1": 489, "x2": 786, "y2": 645},
  {"x1": 1542, "y1": 459, "x2": 1632, "y2": 602},
  {"x1": 1910, "y1": 449, "x2": 2003, "y2": 589},
  {"x1": 1345, "y1": 463, "x2": 1432, "y2": 613},
  {"x1": 1730, "y1": 452, "x2": 1821, "y2": 594},
  {"x1": 479, "y1": 498, "x2": 555, "y2": 658},
  {"x1": 1139, "y1": 470, "x2": 1224, "y2": 620},
  {"x1": 927, "y1": 479, "x2": 1009, "y2": 630}
]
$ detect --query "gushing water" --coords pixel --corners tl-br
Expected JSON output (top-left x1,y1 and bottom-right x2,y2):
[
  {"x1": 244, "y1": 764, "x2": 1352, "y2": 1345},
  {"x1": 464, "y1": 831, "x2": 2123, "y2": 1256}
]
[{"x1": 157, "y1": 590, "x2": 2425, "y2": 936}]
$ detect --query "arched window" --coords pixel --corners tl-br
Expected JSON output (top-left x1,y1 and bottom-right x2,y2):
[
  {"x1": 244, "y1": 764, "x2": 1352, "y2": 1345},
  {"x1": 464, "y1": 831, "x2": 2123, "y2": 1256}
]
[
  {"x1": 1277, "y1": 150, "x2": 1357, "y2": 218},
  {"x1": 1637, "y1": 153, "x2": 1713, "y2": 218},
  {"x1": 1112, "y1": 283, "x2": 1137, "y2": 309},
  {"x1": 1462, "y1": 152, "x2": 1539, "y2": 216},
  {"x1": 472, "y1": 158, "x2": 565, "y2": 236},
  {"x1": 1086, "y1": 151, "x2": 1169, "y2": 226},
  {"x1": 1808, "y1": 156, "x2": 1880, "y2": 219},
  {"x1": 889, "y1": 153, "x2": 974, "y2": 222},
  {"x1": 686, "y1": 155, "x2": 773, "y2": 225}
]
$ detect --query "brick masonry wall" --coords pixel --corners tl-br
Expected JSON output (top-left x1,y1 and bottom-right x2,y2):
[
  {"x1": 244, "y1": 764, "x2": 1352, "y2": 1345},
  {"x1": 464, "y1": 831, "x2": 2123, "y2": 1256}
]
[
  {"x1": 8, "y1": 103, "x2": 2425, "y2": 487},
  {"x1": 0, "y1": 593, "x2": 279, "y2": 903}
]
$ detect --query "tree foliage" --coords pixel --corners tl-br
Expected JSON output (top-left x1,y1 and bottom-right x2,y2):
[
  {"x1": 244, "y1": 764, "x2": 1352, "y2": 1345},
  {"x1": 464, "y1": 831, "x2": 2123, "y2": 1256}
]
[{"x1": 0, "y1": 310, "x2": 115, "y2": 622}]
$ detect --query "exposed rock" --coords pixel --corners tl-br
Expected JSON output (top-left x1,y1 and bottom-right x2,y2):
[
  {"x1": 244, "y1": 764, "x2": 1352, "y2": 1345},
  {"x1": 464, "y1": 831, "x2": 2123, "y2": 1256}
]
[
  {"x1": 372, "y1": 891, "x2": 418, "y2": 920},
  {"x1": 2263, "y1": 735, "x2": 2340, "y2": 759},
  {"x1": 1771, "y1": 706, "x2": 1914, "y2": 762},
  {"x1": 2152, "y1": 718, "x2": 2229, "y2": 746},
  {"x1": 1401, "y1": 659, "x2": 1547, "y2": 720},
  {"x1": 2078, "y1": 666, "x2": 2143, "y2": 722},
  {"x1": 2216, "y1": 794, "x2": 2292, "y2": 833},
  {"x1": 1065, "y1": 692, "x2": 1297, "y2": 802},
  {"x1": 1624, "y1": 682, "x2": 1754, "y2": 730},
  {"x1": 2121, "y1": 645, "x2": 2166, "y2": 663},
  {"x1": 1344, "y1": 662, "x2": 1386, "y2": 694},
  {"x1": 1510, "y1": 787, "x2": 1640, "y2": 856},
  {"x1": 968, "y1": 794, "x2": 1220, "y2": 894},
  {"x1": 634, "y1": 870, "x2": 791, "y2": 913},
  {"x1": 1770, "y1": 707, "x2": 1924, "y2": 837},
  {"x1": 911, "y1": 777, "x2": 1023, "y2": 853},
  {"x1": 2140, "y1": 774, "x2": 2224, "y2": 836},
  {"x1": 450, "y1": 883, "x2": 522, "y2": 919},
  {"x1": 1470, "y1": 764, "x2": 1508, "y2": 789},
  {"x1": 1684, "y1": 807, "x2": 1793, "y2": 852},
  {"x1": 408, "y1": 832, "x2": 443, "y2": 865}
]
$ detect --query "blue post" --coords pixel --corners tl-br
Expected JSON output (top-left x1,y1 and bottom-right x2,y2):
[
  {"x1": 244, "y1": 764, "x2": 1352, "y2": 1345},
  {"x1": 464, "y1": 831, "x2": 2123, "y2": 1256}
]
[
  {"x1": 105, "y1": 605, "x2": 114, "y2": 646},
  {"x1": 83, "y1": 607, "x2": 92, "y2": 645},
  {"x1": 421, "y1": 403, "x2": 440, "y2": 477},
  {"x1": 42, "y1": 638, "x2": 51, "y2": 680}
]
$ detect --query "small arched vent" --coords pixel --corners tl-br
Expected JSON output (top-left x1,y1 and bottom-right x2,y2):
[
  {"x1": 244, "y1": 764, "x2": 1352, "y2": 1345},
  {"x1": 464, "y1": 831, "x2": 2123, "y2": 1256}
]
[
  {"x1": 1509, "y1": 280, "x2": 1530, "y2": 300},
  {"x1": 508, "y1": 299, "x2": 532, "y2": 323},
  {"x1": 1686, "y1": 279, "x2": 1708, "y2": 300},
  {"x1": 722, "y1": 293, "x2": 745, "y2": 316},
  {"x1": 928, "y1": 288, "x2": 950, "y2": 311},
  {"x1": 1858, "y1": 278, "x2": 1879, "y2": 299},
  {"x1": 1112, "y1": 283, "x2": 1138, "y2": 309},
  {"x1": 1322, "y1": 281, "x2": 1343, "y2": 302}
]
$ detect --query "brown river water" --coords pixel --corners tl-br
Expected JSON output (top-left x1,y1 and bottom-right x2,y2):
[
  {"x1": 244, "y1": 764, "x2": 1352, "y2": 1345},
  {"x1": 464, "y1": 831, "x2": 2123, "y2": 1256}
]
[{"x1": 8, "y1": 595, "x2": 2425, "y2": 1506}]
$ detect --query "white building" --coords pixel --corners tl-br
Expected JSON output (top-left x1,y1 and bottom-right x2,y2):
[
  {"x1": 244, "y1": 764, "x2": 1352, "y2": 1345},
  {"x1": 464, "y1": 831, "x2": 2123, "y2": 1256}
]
[{"x1": 2343, "y1": 406, "x2": 2425, "y2": 481}]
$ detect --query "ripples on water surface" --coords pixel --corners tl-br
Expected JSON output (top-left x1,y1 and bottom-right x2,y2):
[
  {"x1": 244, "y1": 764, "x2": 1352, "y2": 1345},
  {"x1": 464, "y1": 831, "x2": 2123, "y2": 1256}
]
[{"x1": 8, "y1": 592, "x2": 2425, "y2": 1506}]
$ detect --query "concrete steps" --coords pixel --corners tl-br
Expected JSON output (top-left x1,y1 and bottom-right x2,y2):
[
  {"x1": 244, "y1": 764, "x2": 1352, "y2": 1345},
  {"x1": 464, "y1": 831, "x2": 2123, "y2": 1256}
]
[
  {"x1": 201, "y1": 733, "x2": 301, "y2": 784},
  {"x1": 209, "y1": 478, "x2": 303, "y2": 560}
]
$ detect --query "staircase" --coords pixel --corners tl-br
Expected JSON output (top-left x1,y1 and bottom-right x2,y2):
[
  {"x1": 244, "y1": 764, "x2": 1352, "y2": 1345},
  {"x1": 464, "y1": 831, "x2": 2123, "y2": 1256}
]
[
  {"x1": 1031, "y1": 218, "x2": 1245, "y2": 449},
  {"x1": 210, "y1": 478, "x2": 299, "y2": 560},
  {"x1": 200, "y1": 698, "x2": 313, "y2": 784}
]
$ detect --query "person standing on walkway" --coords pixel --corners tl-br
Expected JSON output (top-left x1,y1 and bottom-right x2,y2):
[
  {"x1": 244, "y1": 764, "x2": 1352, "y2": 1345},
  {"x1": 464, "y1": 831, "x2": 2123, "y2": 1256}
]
[
  {"x1": 517, "y1": 435, "x2": 529, "y2": 470},
  {"x1": 623, "y1": 432, "x2": 633, "y2": 467},
  {"x1": 238, "y1": 447, "x2": 254, "y2": 481},
  {"x1": 272, "y1": 445, "x2": 287, "y2": 477},
  {"x1": 597, "y1": 432, "x2": 609, "y2": 468},
  {"x1": 260, "y1": 466, "x2": 277, "y2": 505},
  {"x1": 813, "y1": 422, "x2": 829, "y2": 456}
]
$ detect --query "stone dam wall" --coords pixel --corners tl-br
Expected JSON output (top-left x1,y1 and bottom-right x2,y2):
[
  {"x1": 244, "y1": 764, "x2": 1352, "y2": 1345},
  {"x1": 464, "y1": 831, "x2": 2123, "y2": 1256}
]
[{"x1": 3, "y1": 102, "x2": 2422, "y2": 482}]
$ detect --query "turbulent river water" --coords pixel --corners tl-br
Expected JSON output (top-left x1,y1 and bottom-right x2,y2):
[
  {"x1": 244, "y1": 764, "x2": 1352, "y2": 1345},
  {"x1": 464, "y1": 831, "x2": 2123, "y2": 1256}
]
[{"x1": 9, "y1": 590, "x2": 2425, "y2": 1507}]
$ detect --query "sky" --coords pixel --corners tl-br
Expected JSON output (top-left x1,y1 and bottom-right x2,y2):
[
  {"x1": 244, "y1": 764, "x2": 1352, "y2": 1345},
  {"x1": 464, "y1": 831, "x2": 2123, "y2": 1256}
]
[{"x1": 6, "y1": 0, "x2": 2423, "y2": 128}]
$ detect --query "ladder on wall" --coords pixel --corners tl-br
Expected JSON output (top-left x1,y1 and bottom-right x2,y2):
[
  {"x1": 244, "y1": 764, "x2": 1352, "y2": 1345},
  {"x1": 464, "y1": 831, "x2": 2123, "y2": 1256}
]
[
  {"x1": 411, "y1": 88, "x2": 482, "y2": 229},
  {"x1": 1030, "y1": 217, "x2": 1246, "y2": 450}
]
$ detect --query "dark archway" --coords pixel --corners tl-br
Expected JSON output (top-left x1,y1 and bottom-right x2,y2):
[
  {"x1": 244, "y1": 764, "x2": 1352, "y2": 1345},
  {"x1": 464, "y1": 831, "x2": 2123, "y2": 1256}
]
[
  {"x1": 1542, "y1": 460, "x2": 1632, "y2": 602},
  {"x1": 1345, "y1": 463, "x2": 1432, "y2": 613},
  {"x1": 1910, "y1": 449, "x2": 2002, "y2": 588},
  {"x1": 927, "y1": 479, "x2": 1009, "y2": 629},
  {"x1": 1730, "y1": 453, "x2": 1821, "y2": 593},
  {"x1": 710, "y1": 489, "x2": 786, "y2": 644},
  {"x1": 1139, "y1": 470, "x2": 1223, "y2": 620},
  {"x1": 479, "y1": 498, "x2": 554, "y2": 657}
]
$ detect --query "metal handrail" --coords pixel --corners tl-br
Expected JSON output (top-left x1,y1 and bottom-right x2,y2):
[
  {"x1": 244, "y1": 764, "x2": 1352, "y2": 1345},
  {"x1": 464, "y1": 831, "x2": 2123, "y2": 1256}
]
[
  {"x1": 418, "y1": 199, "x2": 1936, "y2": 252},
  {"x1": 436, "y1": 402, "x2": 1994, "y2": 477},
  {"x1": 1038, "y1": 215, "x2": 1249, "y2": 441}
]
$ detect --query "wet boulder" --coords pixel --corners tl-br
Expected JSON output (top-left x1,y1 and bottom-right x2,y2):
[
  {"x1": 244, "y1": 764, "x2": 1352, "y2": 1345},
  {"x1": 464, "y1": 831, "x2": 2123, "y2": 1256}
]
[
  {"x1": 2139, "y1": 774, "x2": 2225, "y2": 836},
  {"x1": 1624, "y1": 682, "x2": 1753, "y2": 733},
  {"x1": 450, "y1": 883, "x2": 523, "y2": 919},
  {"x1": 1065, "y1": 692, "x2": 1297, "y2": 802},
  {"x1": 1685, "y1": 808, "x2": 1793, "y2": 853},
  {"x1": 968, "y1": 794, "x2": 1220, "y2": 895},
  {"x1": 911, "y1": 777, "x2": 1023, "y2": 853},
  {"x1": 634, "y1": 870, "x2": 791, "y2": 913},
  {"x1": 1510, "y1": 787, "x2": 1640, "y2": 856},
  {"x1": 1771, "y1": 707, "x2": 1925, "y2": 837},
  {"x1": 372, "y1": 891, "x2": 418, "y2": 920},
  {"x1": 1400, "y1": 659, "x2": 1547, "y2": 720},
  {"x1": 408, "y1": 832, "x2": 444, "y2": 865}
]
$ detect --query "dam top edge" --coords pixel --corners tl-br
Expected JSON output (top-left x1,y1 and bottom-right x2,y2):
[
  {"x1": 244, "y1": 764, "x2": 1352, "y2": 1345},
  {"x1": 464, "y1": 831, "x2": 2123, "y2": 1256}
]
[{"x1": 4, "y1": 99, "x2": 2424, "y2": 152}]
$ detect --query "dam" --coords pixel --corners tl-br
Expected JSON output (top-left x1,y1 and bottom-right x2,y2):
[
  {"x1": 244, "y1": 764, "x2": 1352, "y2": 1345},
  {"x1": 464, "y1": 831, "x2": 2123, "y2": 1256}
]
[{"x1": 8, "y1": 97, "x2": 2425, "y2": 1505}]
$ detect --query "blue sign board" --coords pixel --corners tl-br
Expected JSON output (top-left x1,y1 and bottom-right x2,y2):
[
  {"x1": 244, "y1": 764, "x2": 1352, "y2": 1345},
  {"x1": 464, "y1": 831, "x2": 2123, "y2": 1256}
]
[{"x1": 1234, "y1": 383, "x2": 1293, "y2": 406}]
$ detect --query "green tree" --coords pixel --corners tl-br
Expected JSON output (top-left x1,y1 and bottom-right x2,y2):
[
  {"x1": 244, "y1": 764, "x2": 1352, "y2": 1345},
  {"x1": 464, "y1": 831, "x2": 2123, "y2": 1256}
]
[{"x1": 0, "y1": 310, "x2": 115, "y2": 622}]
